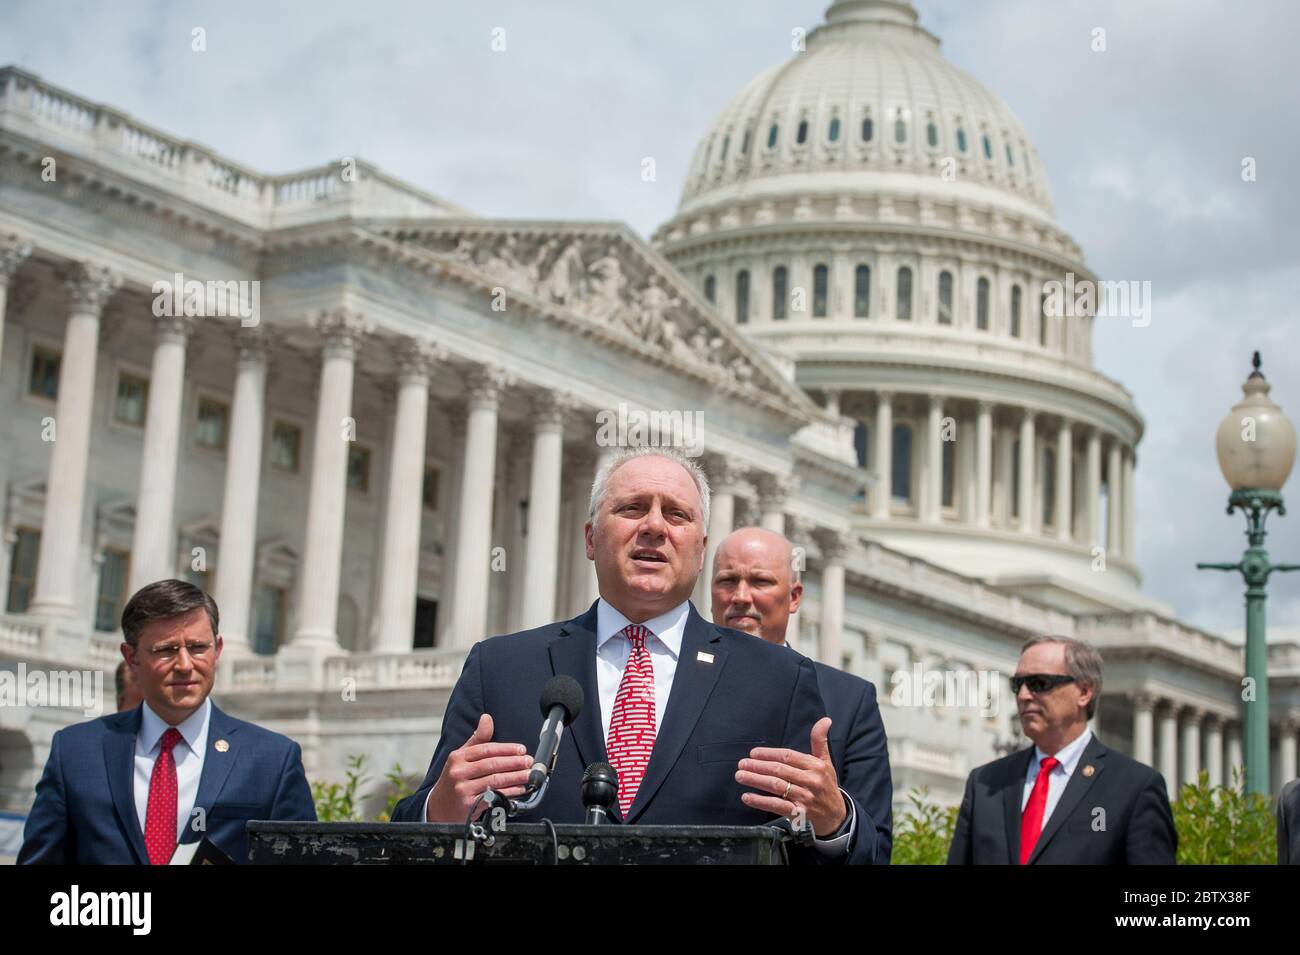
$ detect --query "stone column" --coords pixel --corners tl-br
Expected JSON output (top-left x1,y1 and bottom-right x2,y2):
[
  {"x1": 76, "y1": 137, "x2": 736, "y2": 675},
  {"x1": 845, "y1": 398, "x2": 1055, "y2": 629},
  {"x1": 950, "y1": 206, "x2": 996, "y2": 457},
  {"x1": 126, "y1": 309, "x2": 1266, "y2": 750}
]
[
  {"x1": 1106, "y1": 438, "x2": 1123, "y2": 558},
  {"x1": 872, "y1": 391, "x2": 893, "y2": 519},
  {"x1": 1204, "y1": 715, "x2": 1224, "y2": 788},
  {"x1": 30, "y1": 263, "x2": 121, "y2": 617},
  {"x1": 520, "y1": 393, "x2": 568, "y2": 629},
  {"x1": 995, "y1": 421, "x2": 1014, "y2": 527},
  {"x1": 1181, "y1": 707, "x2": 1202, "y2": 787},
  {"x1": 754, "y1": 472, "x2": 796, "y2": 534},
  {"x1": 1132, "y1": 692, "x2": 1155, "y2": 766},
  {"x1": 566, "y1": 449, "x2": 597, "y2": 617},
  {"x1": 290, "y1": 308, "x2": 369, "y2": 649},
  {"x1": 925, "y1": 396, "x2": 943, "y2": 522},
  {"x1": 975, "y1": 401, "x2": 993, "y2": 528},
  {"x1": 435, "y1": 404, "x2": 467, "y2": 647},
  {"x1": 373, "y1": 340, "x2": 441, "y2": 652},
  {"x1": 1122, "y1": 446, "x2": 1137, "y2": 559},
  {"x1": 1017, "y1": 412, "x2": 1036, "y2": 534},
  {"x1": 1158, "y1": 702, "x2": 1179, "y2": 801},
  {"x1": 1085, "y1": 428, "x2": 1102, "y2": 549},
  {"x1": 815, "y1": 529, "x2": 850, "y2": 667},
  {"x1": 449, "y1": 366, "x2": 507, "y2": 646},
  {"x1": 0, "y1": 235, "x2": 33, "y2": 375},
  {"x1": 1226, "y1": 726, "x2": 1243, "y2": 787},
  {"x1": 213, "y1": 327, "x2": 268, "y2": 654},
  {"x1": 128, "y1": 315, "x2": 194, "y2": 593},
  {"x1": 1055, "y1": 420, "x2": 1073, "y2": 542},
  {"x1": 695, "y1": 458, "x2": 744, "y2": 607}
]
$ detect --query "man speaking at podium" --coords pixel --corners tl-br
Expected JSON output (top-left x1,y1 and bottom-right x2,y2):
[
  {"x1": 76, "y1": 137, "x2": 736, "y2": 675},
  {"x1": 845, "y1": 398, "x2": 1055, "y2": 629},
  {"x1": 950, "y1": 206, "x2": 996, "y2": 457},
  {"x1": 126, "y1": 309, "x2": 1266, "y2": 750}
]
[{"x1": 392, "y1": 447, "x2": 856, "y2": 859}]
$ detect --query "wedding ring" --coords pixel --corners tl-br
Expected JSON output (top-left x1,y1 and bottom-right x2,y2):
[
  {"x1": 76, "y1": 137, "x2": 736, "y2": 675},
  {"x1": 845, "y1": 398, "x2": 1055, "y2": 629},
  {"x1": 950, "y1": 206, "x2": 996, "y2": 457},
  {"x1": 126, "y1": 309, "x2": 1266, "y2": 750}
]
[{"x1": 782, "y1": 781, "x2": 793, "y2": 800}]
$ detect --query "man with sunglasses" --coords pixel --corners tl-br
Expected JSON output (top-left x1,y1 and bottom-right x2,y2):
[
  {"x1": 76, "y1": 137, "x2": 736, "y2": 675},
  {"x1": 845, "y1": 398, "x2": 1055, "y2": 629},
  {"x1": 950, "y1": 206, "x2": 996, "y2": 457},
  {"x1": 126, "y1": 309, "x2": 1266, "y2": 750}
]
[
  {"x1": 19, "y1": 579, "x2": 316, "y2": 863},
  {"x1": 948, "y1": 636, "x2": 1176, "y2": 864}
]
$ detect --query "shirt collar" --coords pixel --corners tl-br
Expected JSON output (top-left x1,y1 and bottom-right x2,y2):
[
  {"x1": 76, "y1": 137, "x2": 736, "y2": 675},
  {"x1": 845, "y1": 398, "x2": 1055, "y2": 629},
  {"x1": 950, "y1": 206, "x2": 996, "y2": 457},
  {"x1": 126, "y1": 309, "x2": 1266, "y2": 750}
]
[
  {"x1": 595, "y1": 597, "x2": 689, "y2": 660},
  {"x1": 1032, "y1": 728, "x2": 1093, "y2": 776},
  {"x1": 139, "y1": 697, "x2": 211, "y2": 756}
]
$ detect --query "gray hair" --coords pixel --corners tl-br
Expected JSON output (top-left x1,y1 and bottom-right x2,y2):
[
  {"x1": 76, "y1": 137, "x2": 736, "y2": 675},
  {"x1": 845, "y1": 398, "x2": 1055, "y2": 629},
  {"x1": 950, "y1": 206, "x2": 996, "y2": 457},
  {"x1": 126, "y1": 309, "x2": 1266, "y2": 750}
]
[
  {"x1": 588, "y1": 446, "x2": 711, "y2": 529},
  {"x1": 1021, "y1": 635, "x2": 1103, "y2": 719}
]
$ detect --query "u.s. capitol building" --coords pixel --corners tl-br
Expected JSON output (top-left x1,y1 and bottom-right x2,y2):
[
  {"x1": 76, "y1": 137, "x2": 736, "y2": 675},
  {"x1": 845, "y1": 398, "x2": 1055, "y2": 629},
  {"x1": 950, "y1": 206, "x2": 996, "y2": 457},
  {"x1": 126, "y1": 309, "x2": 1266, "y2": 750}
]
[{"x1": 2, "y1": 0, "x2": 1298, "y2": 821}]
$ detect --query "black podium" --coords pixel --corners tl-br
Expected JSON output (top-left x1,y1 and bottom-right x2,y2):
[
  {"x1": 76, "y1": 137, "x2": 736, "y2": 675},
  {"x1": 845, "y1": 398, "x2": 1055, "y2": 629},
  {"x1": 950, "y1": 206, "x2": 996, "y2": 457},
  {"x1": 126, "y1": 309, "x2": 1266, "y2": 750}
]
[{"x1": 247, "y1": 821, "x2": 791, "y2": 865}]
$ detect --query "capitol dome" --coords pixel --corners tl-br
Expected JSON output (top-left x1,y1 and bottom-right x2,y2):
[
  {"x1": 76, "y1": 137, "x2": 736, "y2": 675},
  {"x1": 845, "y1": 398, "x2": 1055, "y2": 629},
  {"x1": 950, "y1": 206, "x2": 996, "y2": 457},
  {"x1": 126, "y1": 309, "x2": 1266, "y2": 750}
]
[
  {"x1": 677, "y1": 0, "x2": 1054, "y2": 223},
  {"x1": 655, "y1": 0, "x2": 1157, "y2": 615}
]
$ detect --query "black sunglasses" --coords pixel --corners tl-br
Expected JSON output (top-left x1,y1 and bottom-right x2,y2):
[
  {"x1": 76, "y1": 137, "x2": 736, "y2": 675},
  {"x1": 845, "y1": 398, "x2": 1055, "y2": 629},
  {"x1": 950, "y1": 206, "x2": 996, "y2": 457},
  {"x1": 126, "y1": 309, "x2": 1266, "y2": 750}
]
[{"x1": 1010, "y1": 674, "x2": 1077, "y2": 695}]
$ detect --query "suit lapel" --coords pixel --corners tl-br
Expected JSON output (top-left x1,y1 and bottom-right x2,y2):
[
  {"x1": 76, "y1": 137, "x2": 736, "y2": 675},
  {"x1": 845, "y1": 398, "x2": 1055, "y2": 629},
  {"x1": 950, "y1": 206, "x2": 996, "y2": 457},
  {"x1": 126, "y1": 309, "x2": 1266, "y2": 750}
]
[
  {"x1": 626, "y1": 605, "x2": 727, "y2": 823},
  {"x1": 103, "y1": 707, "x2": 148, "y2": 864},
  {"x1": 191, "y1": 703, "x2": 241, "y2": 839},
  {"x1": 547, "y1": 604, "x2": 607, "y2": 778},
  {"x1": 1028, "y1": 735, "x2": 1108, "y2": 864},
  {"x1": 1003, "y1": 747, "x2": 1033, "y2": 865}
]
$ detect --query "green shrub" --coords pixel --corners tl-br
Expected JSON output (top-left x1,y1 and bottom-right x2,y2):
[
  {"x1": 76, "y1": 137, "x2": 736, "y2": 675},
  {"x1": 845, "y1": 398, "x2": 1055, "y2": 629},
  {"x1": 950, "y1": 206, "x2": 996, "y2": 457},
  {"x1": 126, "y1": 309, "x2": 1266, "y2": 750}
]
[
  {"x1": 891, "y1": 787, "x2": 958, "y2": 865},
  {"x1": 1173, "y1": 768, "x2": 1275, "y2": 865},
  {"x1": 311, "y1": 754, "x2": 417, "y2": 822}
]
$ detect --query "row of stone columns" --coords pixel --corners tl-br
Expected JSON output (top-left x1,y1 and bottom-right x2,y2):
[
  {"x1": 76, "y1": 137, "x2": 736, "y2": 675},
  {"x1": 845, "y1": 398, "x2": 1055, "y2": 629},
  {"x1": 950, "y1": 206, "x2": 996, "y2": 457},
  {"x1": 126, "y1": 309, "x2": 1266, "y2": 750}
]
[
  {"x1": 1131, "y1": 694, "x2": 1300, "y2": 798},
  {"x1": 865, "y1": 391, "x2": 1136, "y2": 557}
]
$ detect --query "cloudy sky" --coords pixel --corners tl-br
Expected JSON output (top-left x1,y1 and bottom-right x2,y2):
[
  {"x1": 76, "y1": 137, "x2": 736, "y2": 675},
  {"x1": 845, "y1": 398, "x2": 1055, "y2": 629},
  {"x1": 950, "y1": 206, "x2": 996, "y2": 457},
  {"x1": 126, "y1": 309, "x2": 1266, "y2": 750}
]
[{"x1": 4, "y1": 0, "x2": 1297, "y2": 636}]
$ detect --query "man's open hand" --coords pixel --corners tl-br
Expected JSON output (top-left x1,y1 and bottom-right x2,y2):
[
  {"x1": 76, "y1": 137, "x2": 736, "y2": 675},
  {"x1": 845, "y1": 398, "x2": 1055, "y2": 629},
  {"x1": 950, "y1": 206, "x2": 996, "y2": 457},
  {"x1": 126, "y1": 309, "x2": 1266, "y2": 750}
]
[
  {"x1": 425, "y1": 714, "x2": 533, "y2": 822},
  {"x1": 735, "y1": 717, "x2": 847, "y2": 837}
]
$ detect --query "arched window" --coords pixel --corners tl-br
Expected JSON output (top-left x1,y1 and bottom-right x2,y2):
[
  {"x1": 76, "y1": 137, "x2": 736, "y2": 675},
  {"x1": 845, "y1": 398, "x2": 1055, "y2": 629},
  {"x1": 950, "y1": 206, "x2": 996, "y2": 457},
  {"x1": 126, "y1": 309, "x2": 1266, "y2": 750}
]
[
  {"x1": 853, "y1": 422, "x2": 869, "y2": 469},
  {"x1": 1039, "y1": 292, "x2": 1049, "y2": 346},
  {"x1": 741, "y1": 128, "x2": 752, "y2": 154},
  {"x1": 767, "y1": 123, "x2": 779, "y2": 149},
  {"x1": 1010, "y1": 439, "x2": 1020, "y2": 518},
  {"x1": 828, "y1": 117, "x2": 841, "y2": 142},
  {"x1": 854, "y1": 265, "x2": 871, "y2": 318},
  {"x1": 926, "y1": 121, "x2": 939, "y2": 148},
  {"x1": 720, "y1": 136, "x2": 730, "y2": 162},
  {"x1": 982, "y1": 134, "x2": 993, "y2": 160},
  {"x1": 976, "y1": 277, "x2": 990, "y2": 330},
  {"x1": 735, "y1": 270, "x2": 750, "y2": 325},
  {"x1": 813, "y1": 264, "x2": 829, "y2": 317},
  {"x1": 891, "y1": 424, "x2": 913, "y2": 503},
  {"x1": 942, "y1": 439, "x2": 955, "y2": 509},
  {"x1": 937, "y1": 270, "x2": 954, "y2": 325},
  {"x1": 703, "y1": 274, "x2": 716, "y2": 304},
  {"x1": 896, "y1": 266, "x2": 913, "y2": 321},
  {"x1": 1005, "y1": 143, "x2": 1014, "y2": 167},
  {"x1": 773, "y1": 266, "x2": 788, "y2": 320},
  {"x1": 862, "y1": 116, "x2": 874, "y2": 142},
  {"x1": 956, "y1": 127, "x2": 968, "y2": 153},
  {"x1": 1010, "y1": 285, "x2": 1022, "y2": 337},
  {"x1": 894, "y1": 116, "x2": 907, "y2": 143},
  {"x1": 797, "y1": 119, "x2": 809, "y2": 145}
]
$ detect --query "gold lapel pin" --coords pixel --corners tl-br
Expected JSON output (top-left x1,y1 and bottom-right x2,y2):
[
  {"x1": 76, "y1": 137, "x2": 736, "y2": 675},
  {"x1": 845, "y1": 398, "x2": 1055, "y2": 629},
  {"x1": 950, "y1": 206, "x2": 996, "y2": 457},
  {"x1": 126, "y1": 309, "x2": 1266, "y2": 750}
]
[
  {"x1": 214, "y1": 739, "x2": 230, "y2": 753},
  {"x1": 697, "y1": 651, "x2": 715, "y2": 664},
  {"x1": 1082, "y1": 764, "x2": 1095, "y2": 777}
]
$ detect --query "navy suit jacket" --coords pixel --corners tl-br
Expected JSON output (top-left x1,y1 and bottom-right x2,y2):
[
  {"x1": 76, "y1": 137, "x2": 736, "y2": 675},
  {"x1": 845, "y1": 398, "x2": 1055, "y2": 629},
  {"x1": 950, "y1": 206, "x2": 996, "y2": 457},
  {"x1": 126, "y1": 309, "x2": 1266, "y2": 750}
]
[
  {"x1": 392, "y1": 602, "x2": 848, "y2": 859},
  {"x1": 19, "y1": 701, "x2": 316, "y2": 864},
  {"x1": 946, "y1": 735, "x2": 1176, "y2": 865},
  {"x1": 1279, "y1": 778, "x2": 1300, "y2": 865},
  {"x1": 812, "y1": 661, "x2": 893, "y2": 864}
]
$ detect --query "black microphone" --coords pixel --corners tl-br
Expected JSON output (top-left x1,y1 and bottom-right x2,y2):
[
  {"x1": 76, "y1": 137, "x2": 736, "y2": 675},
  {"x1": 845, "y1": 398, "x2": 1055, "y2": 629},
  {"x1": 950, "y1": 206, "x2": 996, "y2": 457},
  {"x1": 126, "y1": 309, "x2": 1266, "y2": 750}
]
[
  {"x1": 526, "y1": 676, "x2": 584, "y2": 793},
  {"x1": 581, "y1": 762, "x2": 619, "y2": 825}
]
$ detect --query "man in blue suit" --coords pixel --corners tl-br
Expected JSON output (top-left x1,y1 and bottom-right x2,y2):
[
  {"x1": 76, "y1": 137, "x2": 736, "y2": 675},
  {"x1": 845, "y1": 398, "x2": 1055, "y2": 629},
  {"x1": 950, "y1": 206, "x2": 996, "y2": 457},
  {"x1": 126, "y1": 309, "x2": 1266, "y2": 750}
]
[
  {"x1": 711, "y1": 526, "x2": 893, "y2": 865},
  {"x1": 392, "y1": 448, "x2": 855, "y2": 860},
  {"x1": 19, "y1": 579, "x2": 315, "y2": 864}
]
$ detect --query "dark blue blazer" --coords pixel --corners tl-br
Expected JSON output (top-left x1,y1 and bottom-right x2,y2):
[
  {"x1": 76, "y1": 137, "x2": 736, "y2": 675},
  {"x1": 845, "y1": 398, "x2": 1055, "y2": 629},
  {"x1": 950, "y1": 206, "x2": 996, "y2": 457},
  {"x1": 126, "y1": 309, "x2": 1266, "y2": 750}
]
[
  {"x1": 18, "y1": 701, "x2": 316, "y2": 864},
  {"x1": 393, "y1": 602, "x2": 836, "y2": 854},
  {"x1": 813, "y1": 661, "x2": 893, "y2": 864}
]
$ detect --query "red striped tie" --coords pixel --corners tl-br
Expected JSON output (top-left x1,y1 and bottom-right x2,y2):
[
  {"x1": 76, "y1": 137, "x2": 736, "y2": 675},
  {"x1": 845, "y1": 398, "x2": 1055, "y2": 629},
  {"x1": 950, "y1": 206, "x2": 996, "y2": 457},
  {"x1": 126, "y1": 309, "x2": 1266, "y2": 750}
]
[
  {"x1": 1019, "y1": 756, "x2": 1059, "y2": 865},
  {"x1": 145, "y1": 727, "x2": 183, "y2": 865},
  {"x1": 607, "y1": 625, "x2": 657, "y2": 816}
]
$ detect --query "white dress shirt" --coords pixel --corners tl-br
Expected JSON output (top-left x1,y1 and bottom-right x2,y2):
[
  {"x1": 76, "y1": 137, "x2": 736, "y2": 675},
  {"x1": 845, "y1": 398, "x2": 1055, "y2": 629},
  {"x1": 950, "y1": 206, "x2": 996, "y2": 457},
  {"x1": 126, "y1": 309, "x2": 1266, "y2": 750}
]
[
  {"x1": 1021, "y1": 728, "x2": 1093, "y2": 825},
  {"x1": 134, "y1": 698, "x2": 210, "y2": 843},
  {"x1": 594, "y1": 598, "x2": 686, "y2": 740}
]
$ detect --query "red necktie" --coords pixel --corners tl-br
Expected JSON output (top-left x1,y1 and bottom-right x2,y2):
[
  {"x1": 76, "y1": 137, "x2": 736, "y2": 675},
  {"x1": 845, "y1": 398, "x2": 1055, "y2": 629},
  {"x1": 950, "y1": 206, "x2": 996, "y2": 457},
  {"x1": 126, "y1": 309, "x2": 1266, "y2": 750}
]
[
  {"x1": 144, "y1": 727, "x2": 184, "y2": 865},
  {"x1": 606, "y1": 625, "x2": 657, "y2": 816},
  {"x1": 1019, "y1": 755, "x2": 1060, "y2": 865}
]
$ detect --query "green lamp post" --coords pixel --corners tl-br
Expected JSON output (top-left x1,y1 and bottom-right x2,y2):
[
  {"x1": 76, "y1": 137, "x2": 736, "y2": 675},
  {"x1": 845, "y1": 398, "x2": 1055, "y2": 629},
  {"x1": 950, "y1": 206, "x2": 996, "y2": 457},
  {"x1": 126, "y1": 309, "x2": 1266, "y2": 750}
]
[{"x1": 1197, "y1": 352, "x2": 1298, "y2": 796}]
